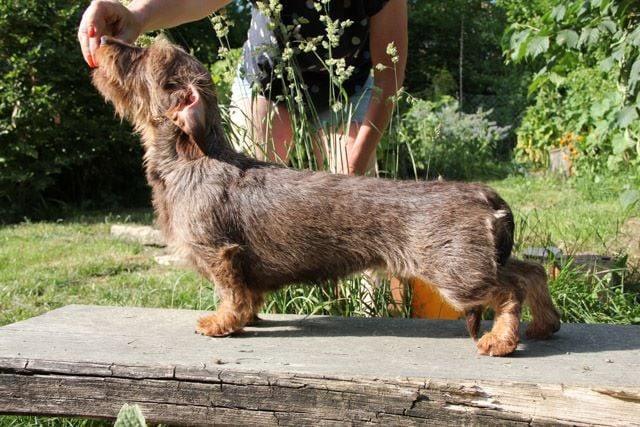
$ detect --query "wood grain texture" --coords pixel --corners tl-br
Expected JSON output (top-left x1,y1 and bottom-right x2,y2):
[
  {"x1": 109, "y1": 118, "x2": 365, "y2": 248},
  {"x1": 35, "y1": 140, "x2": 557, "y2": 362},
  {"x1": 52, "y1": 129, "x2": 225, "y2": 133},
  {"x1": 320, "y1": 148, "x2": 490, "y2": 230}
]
[{"x1": 1, "y1": 305, "x2": 639, "y2": 425}]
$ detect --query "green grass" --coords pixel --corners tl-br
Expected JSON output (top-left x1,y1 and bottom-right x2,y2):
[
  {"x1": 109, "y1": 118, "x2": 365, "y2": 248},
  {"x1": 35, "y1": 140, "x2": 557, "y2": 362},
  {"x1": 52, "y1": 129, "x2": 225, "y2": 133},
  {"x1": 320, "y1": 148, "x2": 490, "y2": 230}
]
[
  {"x1": 0, "y1": 418, "x2": 110, "y2": 427},
  {"x1": 490, "y1": 174, "x2": 636, "y2": 255},
  {"x1": 0, "y1": 212, "x2": 217, "y2": 327}
]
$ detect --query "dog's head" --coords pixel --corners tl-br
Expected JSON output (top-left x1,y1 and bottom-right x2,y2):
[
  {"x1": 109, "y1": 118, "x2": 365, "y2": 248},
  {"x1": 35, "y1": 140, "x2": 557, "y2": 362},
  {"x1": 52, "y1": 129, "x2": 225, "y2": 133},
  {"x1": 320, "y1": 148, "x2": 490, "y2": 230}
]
[{"x1": 92, "y1": 37, "x2": 220, "y2": 159}]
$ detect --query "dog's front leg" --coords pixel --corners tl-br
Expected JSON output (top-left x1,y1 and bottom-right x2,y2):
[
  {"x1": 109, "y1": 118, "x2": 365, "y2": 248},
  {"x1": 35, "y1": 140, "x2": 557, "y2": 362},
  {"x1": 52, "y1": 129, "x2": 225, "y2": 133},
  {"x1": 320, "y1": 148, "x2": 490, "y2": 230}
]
[
  {"x1": 476, "y1": 287, "x2": 523, "y2": 356},
  {"x1": 195, "y1": 244, "x2": 260, "y2": 337}
]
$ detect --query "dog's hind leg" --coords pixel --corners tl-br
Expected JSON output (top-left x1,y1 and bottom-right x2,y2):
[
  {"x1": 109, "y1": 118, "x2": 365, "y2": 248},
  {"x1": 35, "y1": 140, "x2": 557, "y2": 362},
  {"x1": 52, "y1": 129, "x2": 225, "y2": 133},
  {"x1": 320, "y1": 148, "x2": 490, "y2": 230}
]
[
  {"x1": 475, "y1": 259, "x2": 560, "y2": 355},
  {"x1": 504, "y1": 259, "x2": 561, "y2": 339},
  {"x1": 476, "y1": 284, "x2": 523, "y2": 357},
  {"x1": 247, "y1": 292, "x2": 265, "y2": 325},
  {"x1": 196, "y1": 244, "x2": 260, "y2": 337},
  {"x1": 464, "y1": 305, "x2": 483, "y2": 341}
]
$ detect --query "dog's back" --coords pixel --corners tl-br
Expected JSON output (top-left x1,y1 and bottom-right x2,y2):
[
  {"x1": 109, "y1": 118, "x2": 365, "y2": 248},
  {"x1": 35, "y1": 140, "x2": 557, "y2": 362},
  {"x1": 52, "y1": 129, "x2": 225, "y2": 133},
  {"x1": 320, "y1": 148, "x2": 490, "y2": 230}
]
[{"x1": 164, "y1": 162, "x2": 513, "y2": 299}]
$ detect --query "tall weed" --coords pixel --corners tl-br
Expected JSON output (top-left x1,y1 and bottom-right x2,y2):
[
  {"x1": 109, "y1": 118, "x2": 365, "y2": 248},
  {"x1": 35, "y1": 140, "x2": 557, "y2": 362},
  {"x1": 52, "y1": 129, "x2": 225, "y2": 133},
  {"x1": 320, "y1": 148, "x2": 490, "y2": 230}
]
[{"x1": 550, "y1": 259, "x2": 640, "y2": 325}]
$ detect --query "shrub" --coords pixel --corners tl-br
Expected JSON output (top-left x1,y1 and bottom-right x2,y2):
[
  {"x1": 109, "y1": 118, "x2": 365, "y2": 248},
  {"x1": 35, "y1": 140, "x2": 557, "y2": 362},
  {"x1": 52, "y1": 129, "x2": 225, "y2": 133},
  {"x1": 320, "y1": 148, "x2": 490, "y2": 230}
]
[
  {"x1": 398, "y1": 96, "x2": 510, "y2": 180},
  {"x1": 504, "y1": 0, "x2": 640, "y2": 174},
  {"x1": 0, "y1": 1, "x2": 148, "y2": 222},
  {"x1": 515, "y1": 66, "x2": 640, "y2": 174}
]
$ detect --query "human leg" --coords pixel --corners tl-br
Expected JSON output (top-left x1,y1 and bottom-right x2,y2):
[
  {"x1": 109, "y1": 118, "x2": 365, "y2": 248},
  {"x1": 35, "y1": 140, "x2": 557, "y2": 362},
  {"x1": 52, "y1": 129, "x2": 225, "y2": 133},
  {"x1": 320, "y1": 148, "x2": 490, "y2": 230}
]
[
  {"x1": 230, "y1": 73, "x2": 294, "y2": 164},
  {"x1": 316, "y1": 122, "x2": 378, "y2": 176}
]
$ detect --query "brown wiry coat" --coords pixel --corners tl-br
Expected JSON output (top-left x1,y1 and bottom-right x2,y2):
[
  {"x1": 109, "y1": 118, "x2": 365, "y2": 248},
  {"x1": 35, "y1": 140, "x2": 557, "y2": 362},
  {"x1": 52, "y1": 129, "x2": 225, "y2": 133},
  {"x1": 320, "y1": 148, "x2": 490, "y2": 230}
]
[{"x1": 92, "y1": 38, "x2": 560, "y2": 356}]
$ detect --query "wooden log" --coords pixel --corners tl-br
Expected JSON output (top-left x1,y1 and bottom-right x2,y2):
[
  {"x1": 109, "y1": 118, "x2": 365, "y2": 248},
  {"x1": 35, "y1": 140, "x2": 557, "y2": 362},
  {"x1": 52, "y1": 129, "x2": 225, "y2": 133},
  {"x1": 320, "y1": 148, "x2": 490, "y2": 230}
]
[{"x1": 1, "y1": 305, "x2": 639, "y2": 425}]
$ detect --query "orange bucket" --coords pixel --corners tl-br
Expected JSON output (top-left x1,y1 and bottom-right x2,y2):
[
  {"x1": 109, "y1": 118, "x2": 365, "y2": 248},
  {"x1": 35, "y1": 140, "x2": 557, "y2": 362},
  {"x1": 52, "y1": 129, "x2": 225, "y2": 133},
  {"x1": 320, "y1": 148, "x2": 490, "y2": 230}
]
[{"x1": 409, "y1": 278, "x2": 462, "y2": 319}]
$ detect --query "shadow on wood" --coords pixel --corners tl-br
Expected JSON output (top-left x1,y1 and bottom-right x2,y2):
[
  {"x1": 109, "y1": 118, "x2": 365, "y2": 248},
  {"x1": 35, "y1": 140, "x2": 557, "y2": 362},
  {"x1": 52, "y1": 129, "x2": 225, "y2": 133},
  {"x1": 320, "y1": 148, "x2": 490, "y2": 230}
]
[{"x1": 0, "y1": 305, "x2": 638, "y2": 425}]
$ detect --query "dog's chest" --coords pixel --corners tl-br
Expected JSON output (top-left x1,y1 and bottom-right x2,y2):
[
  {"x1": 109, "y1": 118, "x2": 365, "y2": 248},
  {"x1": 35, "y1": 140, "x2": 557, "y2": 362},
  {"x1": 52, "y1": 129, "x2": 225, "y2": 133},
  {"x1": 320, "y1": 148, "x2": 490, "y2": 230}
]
[{"x1": 160, "y1": 177, "x2": 227, "y2": 247}]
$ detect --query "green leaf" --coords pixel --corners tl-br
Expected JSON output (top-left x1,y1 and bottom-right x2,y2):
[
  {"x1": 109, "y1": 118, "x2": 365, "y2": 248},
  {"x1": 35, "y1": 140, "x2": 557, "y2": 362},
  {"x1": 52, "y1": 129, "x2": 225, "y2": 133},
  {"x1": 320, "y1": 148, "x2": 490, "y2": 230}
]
[
  {"x1": 578, "y1": 28, "x2": 590, "y2": 47},
  {"x1": 599, "y1": 55, "x2": 615, "y2": 72},
  {"x1": 509, "y1": 29, "x2": 532, "y2": 62},
  {"x1": 556, "y1": 30, "x2": 579, "y2": 49},
  {"x1": 527, "y1": 36, "x2": 550, "y2": 58},
  {"x1": 610, "y1": 44, "x2": 625, "y2": 61},
  {"x1": 590, "y1": 101, "x2": 610, "y2": 119},
  {"x1": 598, "y1": 0, "x2": 611, "y2": 12},
  {"x1": 551, "y1": 5, "x2": 566, "y2": 22},
  {"x1": 589, "y1": 101, "x2": 611, "y2": 120},
  {"x1": 629, "y1": 59, "x2": 640, "y2": 92},
  {"x1": 615, "y1": 106, "x2": 639, "y2": 128},
  {"x1": 598, "y1": 18, "x2": 617, "y2": 35},
  {"x1": 620, "y1": 189, "x2": 640, "y2": 211},
  {"x1": 630, "y1": 26, "x2": 640, "y2": 48},
  {"x1": 611, "y1": 132, "x2": 634, "y2": 154},
  {"x1": 607, "y1": 154, "x2": 622, "y2": 171},
  {"x1": 114, "y1": 404, "x2": 147, "y2": 427},
  {"x1": 548, "y1": 72, "x2": 567, "y2": 86},
  {"x1": 579, "y1": 27, "x2": 601, "y2": 47},
  {"x1": 588, "y1": 27, "x2": 601, "y2": 45},
  {"x1": 527, "y1": 67, "x2": 549, "y2": 95}
]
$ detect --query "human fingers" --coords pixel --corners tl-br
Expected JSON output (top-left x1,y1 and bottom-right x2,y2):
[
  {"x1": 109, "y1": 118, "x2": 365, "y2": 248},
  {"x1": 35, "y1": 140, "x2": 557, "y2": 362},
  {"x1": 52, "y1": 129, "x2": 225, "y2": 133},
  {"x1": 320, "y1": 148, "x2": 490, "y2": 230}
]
[
  {"x1": 78, "y1": 1, "x2": 105, "y2": 67},
  {"x1": 78, "y1": 16, "x2": 93, "y2": 66},
  {"x1": 78, "y1": 0, "x2": 131, "y2": 67}
]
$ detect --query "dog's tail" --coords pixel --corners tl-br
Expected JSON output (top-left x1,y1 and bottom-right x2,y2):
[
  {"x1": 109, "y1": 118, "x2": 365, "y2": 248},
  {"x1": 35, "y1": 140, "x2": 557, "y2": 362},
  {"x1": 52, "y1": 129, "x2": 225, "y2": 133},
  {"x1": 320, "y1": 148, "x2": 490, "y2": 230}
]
[
  {"x1": 464, "y1": 192, "x2": 515, "y2": 341},
  {"x1": 489, "y1": 194, "x2": 515, "y2": 267},
  {"x1": 488, "y1": 192, "x2": 561, "y2": 340},
  {"x1": 501, "y1": 259, "x2": 561, "y2": 339},
  {"x1": 464, "y1": 190, "x2": 560, "y2": 341}
]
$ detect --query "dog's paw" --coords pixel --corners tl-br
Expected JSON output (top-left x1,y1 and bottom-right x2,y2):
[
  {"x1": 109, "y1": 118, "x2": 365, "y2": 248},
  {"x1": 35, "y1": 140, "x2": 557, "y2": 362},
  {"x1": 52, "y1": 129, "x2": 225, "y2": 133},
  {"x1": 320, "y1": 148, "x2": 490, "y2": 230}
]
[
  {"x1": 477, "y1": 332, "x2": 518, "y2": 357},
  {"x1": 525, "y1": 318, "x2": 561, "y2": 340},
  {"x1": 196, "y1": 313, "x2": 242, "y2": 337}
]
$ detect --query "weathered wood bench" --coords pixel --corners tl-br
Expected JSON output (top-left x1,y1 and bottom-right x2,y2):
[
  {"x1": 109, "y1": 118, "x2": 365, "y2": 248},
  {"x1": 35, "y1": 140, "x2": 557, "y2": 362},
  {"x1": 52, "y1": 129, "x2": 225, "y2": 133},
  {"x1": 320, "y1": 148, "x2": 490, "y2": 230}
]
[{"x1": 1, "y1": 305, "x2": 638, "y2": 425}]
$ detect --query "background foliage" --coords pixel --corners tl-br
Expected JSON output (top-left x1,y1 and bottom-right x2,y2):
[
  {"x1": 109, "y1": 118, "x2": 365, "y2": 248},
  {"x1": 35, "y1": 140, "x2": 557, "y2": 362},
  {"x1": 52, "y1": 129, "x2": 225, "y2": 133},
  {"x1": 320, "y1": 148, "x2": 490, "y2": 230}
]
[
  {"x1": 503, "y1": 0, "x2": 640, "y2": 172},
  {"x1": 1, "y1": 3, "x2": 639, "y2": 423},
  {"x1": 398, "y1": 96, "x2": 510, "y2": 180},
  {"x1": 406, "y1": 0, "x2": 528, "y2": 131},
  {"x1": 0, "y1": 1, "x2": 149, "y2": 222},
  {"x1": 0, "y1": 0, "x2": 531, "y2": 223},
  {"x1": 1, "y1": 0, "x2": 639, "y2": 223}
]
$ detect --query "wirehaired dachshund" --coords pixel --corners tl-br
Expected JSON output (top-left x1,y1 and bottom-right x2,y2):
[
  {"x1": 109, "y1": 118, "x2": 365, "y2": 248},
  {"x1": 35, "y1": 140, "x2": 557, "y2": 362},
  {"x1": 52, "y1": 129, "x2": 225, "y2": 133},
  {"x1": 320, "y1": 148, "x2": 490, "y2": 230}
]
[{"x1": 91, "y1": 37, "x2": 560, "y2": 356}]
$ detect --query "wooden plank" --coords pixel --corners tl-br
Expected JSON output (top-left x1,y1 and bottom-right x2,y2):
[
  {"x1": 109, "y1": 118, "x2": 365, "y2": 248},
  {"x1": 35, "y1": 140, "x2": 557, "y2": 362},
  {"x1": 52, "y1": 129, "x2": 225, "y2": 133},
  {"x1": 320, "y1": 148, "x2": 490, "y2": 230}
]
[{"x1": 0, "y1": 305, "x2": 639, "y2": 425}]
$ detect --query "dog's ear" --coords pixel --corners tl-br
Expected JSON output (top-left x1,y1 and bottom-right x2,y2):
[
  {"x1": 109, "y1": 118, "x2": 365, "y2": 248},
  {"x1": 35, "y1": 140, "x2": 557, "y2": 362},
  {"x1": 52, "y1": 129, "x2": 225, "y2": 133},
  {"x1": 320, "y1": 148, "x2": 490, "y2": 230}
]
[{"x1": 166, "y1": 84, "x2": 209, "y2": 159}]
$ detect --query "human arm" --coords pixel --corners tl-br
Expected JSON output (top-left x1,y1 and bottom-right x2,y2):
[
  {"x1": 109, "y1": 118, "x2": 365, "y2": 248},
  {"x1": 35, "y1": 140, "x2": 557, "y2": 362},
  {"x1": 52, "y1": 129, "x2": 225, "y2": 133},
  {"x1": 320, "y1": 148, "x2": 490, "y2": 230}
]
[
  {"x1": 346, "y1": 0, "x2": 407, "y2": 175},
  {"x1": 78, "y1": 0, "x2": 232, "y2": 67}
]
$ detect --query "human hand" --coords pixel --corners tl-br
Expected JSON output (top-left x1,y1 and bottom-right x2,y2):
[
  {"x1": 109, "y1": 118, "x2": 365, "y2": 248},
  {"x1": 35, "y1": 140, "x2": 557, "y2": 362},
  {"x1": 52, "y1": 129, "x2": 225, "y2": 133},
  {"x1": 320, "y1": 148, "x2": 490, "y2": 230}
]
[{"x1": 78, "y1": 0, "x2": 142, "y2": 68}]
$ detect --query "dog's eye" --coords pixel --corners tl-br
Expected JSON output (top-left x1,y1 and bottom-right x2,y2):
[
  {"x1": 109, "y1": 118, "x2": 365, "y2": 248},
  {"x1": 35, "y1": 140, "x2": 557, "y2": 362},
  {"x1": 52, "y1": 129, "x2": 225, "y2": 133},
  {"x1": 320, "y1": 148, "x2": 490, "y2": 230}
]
[{"x1": 163, "y1": 80, "x2": 179, "y2": 91}]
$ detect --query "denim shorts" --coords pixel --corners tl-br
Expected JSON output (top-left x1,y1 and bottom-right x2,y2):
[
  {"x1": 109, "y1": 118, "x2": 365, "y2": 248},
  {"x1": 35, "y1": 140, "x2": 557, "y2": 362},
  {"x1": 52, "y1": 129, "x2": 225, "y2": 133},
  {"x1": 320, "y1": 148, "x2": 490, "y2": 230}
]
[{"x1": 230, "y1": 70, "x2": 374, "y2": 129}]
